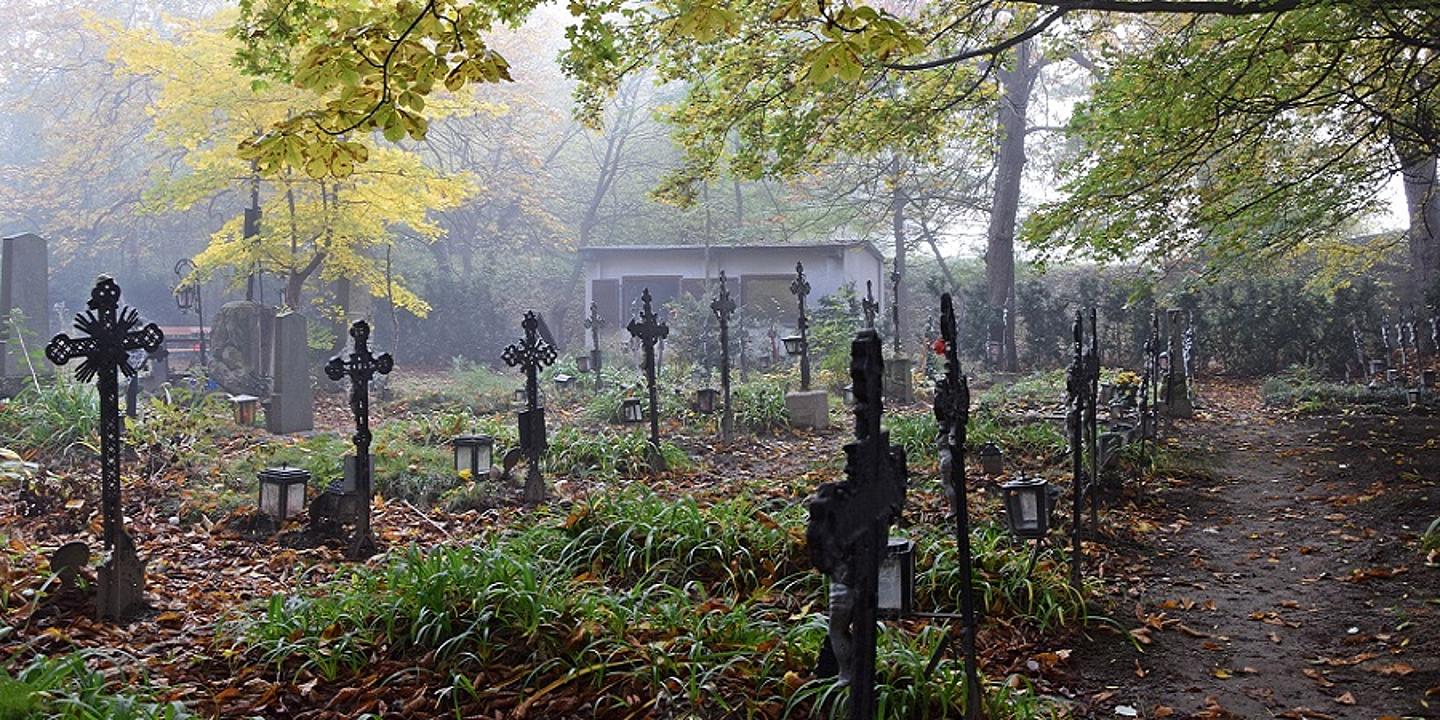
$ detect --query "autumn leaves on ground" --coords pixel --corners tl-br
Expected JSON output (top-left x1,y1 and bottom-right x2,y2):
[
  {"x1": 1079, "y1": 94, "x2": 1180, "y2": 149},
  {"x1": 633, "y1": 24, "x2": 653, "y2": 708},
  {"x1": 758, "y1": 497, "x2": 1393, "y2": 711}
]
[{"x1": 1, "y1": 372, "x2": 1437, "y2": 719}]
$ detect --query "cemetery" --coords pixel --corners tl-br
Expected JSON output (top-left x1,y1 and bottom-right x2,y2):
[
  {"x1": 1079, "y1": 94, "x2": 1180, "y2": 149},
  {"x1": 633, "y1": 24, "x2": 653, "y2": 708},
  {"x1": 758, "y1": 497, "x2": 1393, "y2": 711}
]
[{"x1": 2, "y1": 3, "x2": 1439, "y2": 720}]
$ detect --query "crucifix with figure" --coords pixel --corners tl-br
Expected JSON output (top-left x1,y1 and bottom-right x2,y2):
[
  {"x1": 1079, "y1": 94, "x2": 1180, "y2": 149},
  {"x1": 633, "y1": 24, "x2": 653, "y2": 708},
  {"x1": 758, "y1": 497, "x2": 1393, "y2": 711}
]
[
  {"x1": 627, "y1": 288, "x2": 669, "y2": 471},
  {"x1": 805, "y1": 325, "x2": 907, "y2": 720},
  {"x1": 504, "y1": 310, "x2": 557, "y2": 503},
  {"x1": 325, "y1": 320, "x2": 392, "y2": 559},
  {"x1": 791, "y1": 262, "x2": 813, "y2": 391},
  {"x1": 584, "y1": 301, "x2": 604, "y2": 393},
  {"x1": 712, "y1": 271, "x2": 737, "y2": 442},
  {"x1": 46, "y1": 276, "x2": 164, "y2": 620},
  {"x1": 861, "y1": 280, "x2": 879, "y2": 330}
]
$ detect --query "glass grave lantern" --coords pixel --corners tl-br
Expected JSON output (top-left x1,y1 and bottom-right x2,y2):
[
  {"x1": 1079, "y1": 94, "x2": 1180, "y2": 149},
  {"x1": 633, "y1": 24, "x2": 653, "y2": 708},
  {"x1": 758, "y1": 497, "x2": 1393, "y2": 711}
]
[
  {"x1": 513, "y1": 387, "x2": 529, "y2": 405},
  {"x1": 258, "y1": 466, "x2": 310, "y2": 522},
  {"x1": 1001, "y1": 476, "x2": 1052, "y2": 540},
  {"x1": 229, "y1": 394, "x2": 260, "y2": 426},
  {"x1": 1386, "y1": 369, "x2": 1400, "y2": 384},
  {"x1": 694, "y1": 387, "x2": 720, "y2": 414},
  {"x1": 877, "y1": 537, "x2": 915, "y2": 619},
  {"x1": 576, "y1": 354, "x2": 592, "y2": 373},
  {"x1": 621, "y1": 397, "x2": 644, "y2": 423},
  {"x1": 782, "y1": 334, "x2": 805, "y2": 357},
  {"x1": 452, "y1": 435, "x2": 494, "y2": 479},
  {"x1": 1407, "y1": 387, "x2": 1422, "y2": 407},
  {"x1": 978, "y1": 441, "x2": 1004, "y2": 476},
  {"x1": 554, "y1": 374, "x2": 576, "y2": 392},
  {"x1": 842, "y1": 384, "x2": 855, "y2": 405},
  {"x1": 1424, "y1": 369, "x2": 1437, "y2": 388}
]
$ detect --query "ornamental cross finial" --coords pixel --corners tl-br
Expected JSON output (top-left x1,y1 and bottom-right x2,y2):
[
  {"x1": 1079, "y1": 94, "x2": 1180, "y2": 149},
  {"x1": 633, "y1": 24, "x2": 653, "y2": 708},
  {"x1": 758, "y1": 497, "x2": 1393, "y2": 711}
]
[{"x1": 861, "y1": 280, "x2": 878, "y2": 329}]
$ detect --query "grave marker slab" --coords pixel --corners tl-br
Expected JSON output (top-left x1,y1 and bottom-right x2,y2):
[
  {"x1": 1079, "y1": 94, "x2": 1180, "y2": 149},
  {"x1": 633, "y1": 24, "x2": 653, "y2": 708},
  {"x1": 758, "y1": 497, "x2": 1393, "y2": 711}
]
[
  {"x1": 2, "y1": 233, "x2": 50, "y2": 381},
  {"x1": 267, "y1": 311, "x2": 313, "y2": 433}
]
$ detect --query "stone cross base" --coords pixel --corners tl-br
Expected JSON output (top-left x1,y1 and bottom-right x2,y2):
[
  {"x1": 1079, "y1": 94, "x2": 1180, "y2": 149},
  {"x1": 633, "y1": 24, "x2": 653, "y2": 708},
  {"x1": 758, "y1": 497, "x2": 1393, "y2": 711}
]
[
  {"x1": 885, "y1": 358, "x2": 915, "y2": 405},
  {"x1": 96, "y1": 532, "x2": 145, "y2": 621},
  {"x1": 786, "y1": 390, "x2": 830, "y2": 429}
]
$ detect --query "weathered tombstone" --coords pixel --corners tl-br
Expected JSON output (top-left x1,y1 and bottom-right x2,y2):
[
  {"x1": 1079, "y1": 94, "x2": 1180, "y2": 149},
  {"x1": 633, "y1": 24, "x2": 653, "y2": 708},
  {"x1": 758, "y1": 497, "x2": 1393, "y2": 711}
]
[
  {"x1": 785, "y1": 262, "x2": 829, "y2": 429},
  {"x1": 322, "y1": 320, "x2": 392, "y2": 559},
  {"x1": 1162, "y1": 308, "x2": 1194, "y2": 419},
  {"x1": 712, "y1": 272, "x2": 737, "y2": 441},
  {"x1": 503, "y1": 310, "x2": 557, "y2": 503},
  {"x1": 806, "y1": 324, "x2": 907, "y2": 719},
  {"x1": 932, "y1": 293, "x2": 982, "y2": 719},
  {"x1": 627, "y1": 289, "x2": 669, "y2": 471},
  {"x1": 2, "y1": 233, "x2": 50, "y2": 382},
  {"x1": 45, "y1": 277, "x2": 164, "y2": 620},
  {"x1": 208, "y1": 300, "x2": 274, "y2": 396},
  {"x1": 266, "y1": 311, "x2": 314, "y2": 434}
]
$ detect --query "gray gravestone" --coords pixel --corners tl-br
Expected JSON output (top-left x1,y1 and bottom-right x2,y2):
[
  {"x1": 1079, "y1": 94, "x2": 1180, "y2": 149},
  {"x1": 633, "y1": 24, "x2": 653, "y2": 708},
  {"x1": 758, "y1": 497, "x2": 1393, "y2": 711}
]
[
  {"x1": 884, "y1": 358, "x2": 915, "y2": 405},
  {"x1": 785, "y1": 389, "x2": 830, "y2": 429},
  {"x1": 208, "y1": 301, "x2": 274, "y2": 396},
  {"x1": 1, "y1": 234, "x2": 50, "y2": 380},
  {"x1": 266, "y1": 311, "x2": 313, "y2": 433},
  {"x1": 1163, "y1": 308, "x2": 1194, "y2": 419}
]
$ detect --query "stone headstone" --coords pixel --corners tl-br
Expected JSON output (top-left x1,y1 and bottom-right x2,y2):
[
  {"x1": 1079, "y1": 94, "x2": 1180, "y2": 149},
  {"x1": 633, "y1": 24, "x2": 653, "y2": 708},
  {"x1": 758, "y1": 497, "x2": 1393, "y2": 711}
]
[
  {"x1": 208, "y1": 301, "x2": 274, "y2": 396},
  {"x1": 1162, "y1": 308, "x2": 1194, "y2": 419},
  {"x1": 884, "y1": 358, "x2": 915, "y2": 405},
  {"x1": 1, "y1": 233, "x2": 50, "y2": 380},
  {"x1": 785, "y1": 389, "x2": 830, "y2": 430},
  {"x1": 266, "y1": 312, "x2": 313, "y2": 433},
  {"x1": 96, "y1": 530, "x2": 146, "y2": 620}
]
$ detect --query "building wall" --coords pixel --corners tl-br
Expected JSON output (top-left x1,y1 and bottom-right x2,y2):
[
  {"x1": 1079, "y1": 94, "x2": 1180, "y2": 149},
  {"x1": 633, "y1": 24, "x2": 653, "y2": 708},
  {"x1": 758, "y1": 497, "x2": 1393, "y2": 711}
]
[{"x1": 581, "y1": 245, "x2": 884, "y2": 336}]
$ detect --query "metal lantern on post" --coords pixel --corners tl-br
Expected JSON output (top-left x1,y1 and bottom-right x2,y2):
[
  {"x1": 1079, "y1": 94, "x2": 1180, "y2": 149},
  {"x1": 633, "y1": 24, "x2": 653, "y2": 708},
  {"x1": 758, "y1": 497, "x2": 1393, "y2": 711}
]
[
  {"x1": 576, "y1": 355, "x2": 592, "y2": 373},
  {"x1": 513, "y1": 387, "x2": 528, "y2": 405},
  {"x1": 452, "y1": 435, "x2": 494, "y2": 479},
  {"x1": 782, "y1": 334, "x2": 805, "y2": 357},
  {"x1": 877, "y1": 537, "x2": 915, "y2": 619},
  {"x1": 978, "y1": 441, "x2": 1003, "y2": 476},
  {"x1": 694, "y1": 387, "x2": 720, "y2": 414},
  {"x1": 230, "y1": 394, "x2": 260, "y2": 426},
  {"x1": 173, "y1": 257, "x2": 206, "y2": 368},
  {"x1": 1001, "y1": 476, "x2": 1052, "y2": 539},
  {"x1": 554, "y1": 374, "x2": 576, "y2": 392},
  {"x1": 258, "y1": 466, "x2": 309, "y2": 522},
  {"x1": 621, "y1": 397, "x2": 644, "y2": 423}
]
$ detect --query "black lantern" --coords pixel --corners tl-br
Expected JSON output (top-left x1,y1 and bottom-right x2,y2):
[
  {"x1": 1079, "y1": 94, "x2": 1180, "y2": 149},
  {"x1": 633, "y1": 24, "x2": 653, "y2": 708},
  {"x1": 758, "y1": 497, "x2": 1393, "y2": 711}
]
[
  {"x1": 694, "y1": 387, "x2": 720, "y2": 414},
  {"x1": 554, "y1": 374, "x2": 575, "y2": 391},
  {"x1": 1407, "y1": 388, "x2": 1422, "y2": 406},
  {"x1": 842, "y1": 384, "x2": 855, "y2": 405},
  {"x1": 782, "y1": 334, "x2": 805, "y2": 357},
  {"x1": 1001, "y1": 476, "x2": 1051, "y2": 539},
  {"x1": 258, "y1": 466, "x2": 309, "y2": 521},
  {"x1": 621, "y1": 397, "x2": 644, "y2": 423},
  {"x1": 1424, "y1": 370, "x2": 1437, "y2": 388},
  {"x1": 230, "y1": 394, "x2": 260, "y2": 426},
  {"x1": 452, "y1": 435, "x2": 494, "y2": 479},
  {"x1": 877, "y1": 537, "x2": 915, "y2": 619},
  {"x1": 978, "y1": 441, "x2": 1003, "y2": 476},
  {"x1": 1387, "y1": 369, "x2": 1400, "y2": 384},
  {"x1": 576, "y1": 355, "x2": 592, "y2": 373},
  {"x1": 514, "y1": 387, "x2": 528, "y2": 405},
  {"x1": 1369, "y1": 359, "x2": 1386, "y2": 376}
]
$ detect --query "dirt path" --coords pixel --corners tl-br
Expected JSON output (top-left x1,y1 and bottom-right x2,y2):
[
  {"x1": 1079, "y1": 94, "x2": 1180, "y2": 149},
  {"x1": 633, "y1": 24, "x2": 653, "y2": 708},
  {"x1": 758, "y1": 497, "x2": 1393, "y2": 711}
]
[{"x1": 1070, "y1": 391, "x2": 1440, "y2": 719}]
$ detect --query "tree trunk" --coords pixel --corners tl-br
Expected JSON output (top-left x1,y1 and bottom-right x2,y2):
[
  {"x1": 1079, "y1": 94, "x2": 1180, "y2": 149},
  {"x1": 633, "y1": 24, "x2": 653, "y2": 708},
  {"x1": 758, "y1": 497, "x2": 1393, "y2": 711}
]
[
  {"x1": 1400, "y1": 151, "x2": 1440, "y2": 307},
  {"x1": 985, "y1": 39, "x2": 1038, "y2": 372},
  {"x1": 890, "y1": 165, "x2": 908, "y2": 353}
]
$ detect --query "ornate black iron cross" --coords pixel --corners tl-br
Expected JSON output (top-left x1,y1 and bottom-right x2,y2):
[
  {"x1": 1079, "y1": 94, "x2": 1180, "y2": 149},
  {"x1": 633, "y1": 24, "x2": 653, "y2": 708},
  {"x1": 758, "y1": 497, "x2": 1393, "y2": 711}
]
[
  {"x1": 325, "y1": 320, "x2": 393, "y2": 558},
  {"x1": 504, "y1": 310, "x2": 557, "y2": 503},
  {"x1": 711, "y1": 271, "x2": 737, "y2": 441},
  {"x1": 931, "y1": 293, "x2": 982, "y2": 719},
  {"x1": 791, "y1": 261, "x2": 812, "y2": 390},
  {"x1": 46, "y1": 277, "x2": 164, "y2": 552},
  {"x1": 861, "y1": 280, "x2": 879, "y2": 330},
  {"x1": 627, "y1": 288, "x2": 669, "y2": 467},
  {"x1": 805, "y1": 325, "x2": 907, "y2": 720},
  {"x1": 584, "y1": 301, "x2": 605, "y2": 393}
]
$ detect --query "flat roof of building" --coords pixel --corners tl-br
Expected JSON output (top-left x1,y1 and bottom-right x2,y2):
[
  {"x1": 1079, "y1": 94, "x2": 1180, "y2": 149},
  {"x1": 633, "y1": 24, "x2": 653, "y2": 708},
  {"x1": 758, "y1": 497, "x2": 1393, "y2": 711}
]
[{"x1": 579, "y1": 241, "x2": 885, "y2": 261}]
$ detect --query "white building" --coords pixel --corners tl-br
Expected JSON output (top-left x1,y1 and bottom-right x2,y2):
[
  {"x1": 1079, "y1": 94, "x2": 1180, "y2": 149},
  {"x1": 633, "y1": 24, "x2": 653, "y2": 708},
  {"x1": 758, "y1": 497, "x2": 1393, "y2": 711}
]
[{"x1": 579, "y1": 242, "x2": 886, "y2": 332}]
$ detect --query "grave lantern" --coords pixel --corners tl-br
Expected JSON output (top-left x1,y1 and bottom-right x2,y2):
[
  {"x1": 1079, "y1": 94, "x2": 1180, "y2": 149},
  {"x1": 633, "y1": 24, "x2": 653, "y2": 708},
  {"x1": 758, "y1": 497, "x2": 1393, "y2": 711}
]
[
  {"x1": 842, "y1": 384, "x2": 855, "y2": 405},
  {"x1": 1001, "y1": 476, "x2": 1051, "y2": 539},
  {"x1": 554, "y1": 374, "x2": 575, "y2": 391},
  {"x1": 1386, "y1": 369, "x2": 1399, "y2": 384},
  {"x1": 782, "y1": 334, "x2": 805, "y2": 357},
  {"x1": 1370, "y1": 359, "x2": 1387, "y2": 376},
  {"x1": 978, "y1": 441, "x2": 1004, "y2": 476},
  {"x1": 513, "y1": 387, "x2": 528, "y2": 405},
  {"x1": 1407, "y1": 388, "x2": 1422, "y2": 407},
  {"x1": 621, "y1": 397, "x2": 644, "y2": 423},
  {"x1": 694, "y1": 387, "x2": 720, "y2": 414},
  {"x1": 452, "y1": 435, "x2": 494, "y2": 479},
  {"x1": 1423, "y1": 369, "x2": 1437, "y2": 388},
  {"x1": 258, "y1": 466, "x2": 309, "y2": 522},
  {"x1": 877, "y1": 537, "x2": 915, "y2": 619},
  {"x1": 576, "y1": 354, "x2": 592, "y2": 373},
  {"x1": 230, "y1": 394, "x2": 260, "y2": 425}
]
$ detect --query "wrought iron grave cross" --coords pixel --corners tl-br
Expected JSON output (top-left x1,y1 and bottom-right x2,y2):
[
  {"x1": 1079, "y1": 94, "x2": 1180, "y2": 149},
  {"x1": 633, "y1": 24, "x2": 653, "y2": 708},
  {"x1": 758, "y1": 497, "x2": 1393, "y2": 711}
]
[
  {"x1": 324, "y1": 320, "x2": 392, "y2": 558},
  {"x1": 504, "y1": 310, "x2": 557, "y2": 503},
  {"x1": 46, "y1": 277, "x2": 164, "y2": 619},
  {"x1": 627, "y1": 288, "x2": 670, "y2": 468},
  {"x1": 711, "y1": 272, "x2": 737, "y2": 442},
  {"x1": 805, "y1": 325, "x2": 907, "y2": 720},
  {"x1": 791, "y1": 261, "x2": 813, "y2": 390},
  {"x1": 584, "y1": 301, "x2": 605, "y2": 392}
]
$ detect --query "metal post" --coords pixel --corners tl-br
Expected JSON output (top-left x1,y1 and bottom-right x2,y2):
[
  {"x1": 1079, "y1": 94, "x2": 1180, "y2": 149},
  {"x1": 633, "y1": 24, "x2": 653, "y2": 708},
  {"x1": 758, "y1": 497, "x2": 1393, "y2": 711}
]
[{"x1": 1067, "y1": 310, "x2": 1085, "y2": 592}]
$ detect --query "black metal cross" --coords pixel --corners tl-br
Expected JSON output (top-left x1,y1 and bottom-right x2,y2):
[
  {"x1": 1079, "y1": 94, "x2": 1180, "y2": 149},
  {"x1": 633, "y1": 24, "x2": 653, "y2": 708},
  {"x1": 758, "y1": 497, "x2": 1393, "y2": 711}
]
[
  {"x1": 584, "y1": 301, "x2": 604, "y2": 393},
  {"x1": 627, "y1": 288, "x2": 669, "y2": 467},
  {"x1": 1065, "y1": 310, "x2": 1099, "y2": 591},
  {"x1": 324, "y1": 320, "x2": 392, "y2": 559},
  {"x1": 791, "y1": 261, "x2": 812, "y2": 390},
  {"x1": 805, "y1": 325, "x2": 907, "y2": 720},
  {"x1": 46, "y1": 277, "x2": 164, "y2": 552},
  {"x1": 931, "y1": 293, "x2": 982, "y2": 719},
  {"x1": 711, "y1": 272, "x2": 737, "y2": 442},
  {"x1": 861, "y1": 280, "x2": 879, "y2": 330},
  {"x1": 504, "y1": 310, "x2": 557, "y2": 503}
]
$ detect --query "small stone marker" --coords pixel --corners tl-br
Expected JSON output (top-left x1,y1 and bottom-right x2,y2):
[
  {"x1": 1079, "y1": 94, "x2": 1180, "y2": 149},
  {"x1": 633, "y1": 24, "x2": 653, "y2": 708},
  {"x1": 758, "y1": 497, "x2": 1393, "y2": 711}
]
[
  {"x1": 266, "y1": 311, "x2": 313, "y2": 433},
  {"x1": 45, "y1": 276, "x2": 164, "y2": 620}
]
